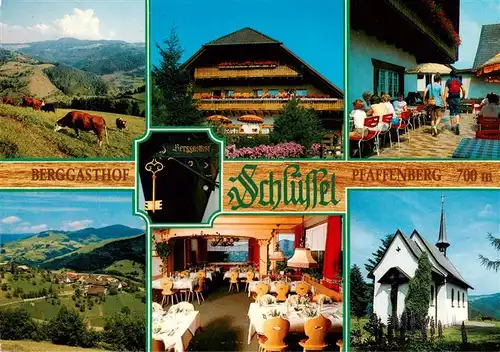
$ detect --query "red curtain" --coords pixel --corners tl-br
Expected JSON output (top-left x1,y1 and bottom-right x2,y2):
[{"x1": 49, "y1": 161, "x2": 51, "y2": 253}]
[
  {"x1": 294, "y1": 224, "x2": 303, "y2": 248},
  {"x1": 322, "y1": 216, "x2": 342, "y2": 291},
  {"x1": 248, "y1": 238, "x2": 259, "y2": 266}
]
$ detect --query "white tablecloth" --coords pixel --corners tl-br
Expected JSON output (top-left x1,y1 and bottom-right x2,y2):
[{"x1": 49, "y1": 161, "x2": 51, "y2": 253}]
[
  {"x1": 223, "y1": 271, "x2": 260, "y2": 280},
  {"x1": 153, "y1": 310, "x2": 200, "y2": 352},
  {"x1": 152, "y1": 278, "x2": 196, "y2": 292},
  {"x1": 189, "y1": 271, "x2": 213, "y2": 281},
  {"x1": 247, "y1": 281, "x2": 306, "y2": 298},
  {"x1": 247, "y1": 302, "x2": 342, "y2": 344}
]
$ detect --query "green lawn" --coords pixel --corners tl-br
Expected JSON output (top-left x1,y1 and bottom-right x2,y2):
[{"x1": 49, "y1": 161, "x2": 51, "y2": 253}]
[
  {"x1": 0, "y1": 105, "x2": 145, "y2": 158},
  {"x1": 352, "y1": 316, "x2": 500, "y2": 350},
  {"x1": 19, "y1": 292, "x2": 145, "y2": 328},
  {"x1": 0, "y1": 272, "x2": 67, "y2": 305},
  {"x1": 105, "y1": 259, "x2": 144, "y2": 281},
  {"x1": 1, "y1": 340, "x2": 108, "y2": 352}
]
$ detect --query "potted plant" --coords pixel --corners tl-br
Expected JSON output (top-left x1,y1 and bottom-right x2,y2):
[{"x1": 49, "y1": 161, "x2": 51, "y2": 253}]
[{"x1": 155, "y1": 239, "x2": 171, "y2": 275}]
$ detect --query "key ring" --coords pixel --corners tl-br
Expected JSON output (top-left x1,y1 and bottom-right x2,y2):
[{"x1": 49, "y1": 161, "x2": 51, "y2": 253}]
[{"x1": 145, "y1": 158, "x2": 164, "y2": 176}]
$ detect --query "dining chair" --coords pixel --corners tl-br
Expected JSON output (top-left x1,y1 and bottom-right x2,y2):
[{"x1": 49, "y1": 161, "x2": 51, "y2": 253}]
[
  {"x1": 194, "y1": 277, "x2": 205, "y2": 305},
  {"x1": 160, "y1": 279, "x2": 178, "y2": 307},
  {"x1": 254, "y1": 282, "x2": 270, "y2": 301},
  {"x1": 391, "y1": 111, "x2": 411, "y2": 147},
  {"x1": 298, "y1": 315, "x2": 332, "y2": 352},
  {"x1": 295, "y1": 282, "x2": 310, "y2": 297},
  {"x1": 274, "y1": 282, "x2": 289, "y2": 302},
  {"x1": 180, "y1": 270, "x2": 189, "y2": 278},
  {"x1": 152, "y1": 339, "x2": 165, "y2": 352},
  {"x1": 337, "y1": 339, "x2": 343, "y2": 352},
  {"x1": 229, "y1": 271, "x2": 240, "y2": 292},
  {"x1": 197, "y1": 271, "x2": 206, "y2": 279},
  {"x1": 258, "y1": 317, "x2": 290, "y2": 352},
  {"x1": 377, "y1": 114, "x2": 394, "y2": 150},
  {"x1": 244, "y1": 271, "x2": 255, "y2": 292},
  {"x1": 350, "y1": 116, "x2": 379, "y2": 158}
]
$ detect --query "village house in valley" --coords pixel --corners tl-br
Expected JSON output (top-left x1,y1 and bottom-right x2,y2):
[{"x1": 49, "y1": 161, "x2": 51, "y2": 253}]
[
  {"x1": 369, "y1": 197, "x2": 472, "y2": 326},
  {"x1": 182, "y1": 27, "x2": 344, "y2": 140},
  {"x1": 350, "y1": 0, "x2": 460, "y2": 100}
]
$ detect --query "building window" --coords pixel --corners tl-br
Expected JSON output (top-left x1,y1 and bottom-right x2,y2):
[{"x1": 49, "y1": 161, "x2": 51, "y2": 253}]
[
  {"x1": 458, "y1": 290, "x2": 461, "y2": 307},
  {"x1": 462, "y1": 292, "x2": 465, "y2": 308},
  {"x1": 269, "y1": 89, "x2": 279, "y2": 97},
  {"x1": 224, "y1": 90, "x2": 234, "y2": 97},
  {"x1": 253, "y1": 89, "x2": 263, "y2": 97},
  {"x1": 430, "y1": 285, "x2": 435, "y2": 306},
  {"x1": 212, "y1": 90, "x2": 222, "y2": 98},
  {"x1": 451, "y1": 289, "x2": 454, "y2": 307},
  {"x1": 372, "y1": 59, "x2": 405, "y2": 99},
  {"x1": 207, "y1": 239, "x2": 248, "y2": 262},
  {"x1": 296, "y1": 89, "x2": 307, "y2": 97}
]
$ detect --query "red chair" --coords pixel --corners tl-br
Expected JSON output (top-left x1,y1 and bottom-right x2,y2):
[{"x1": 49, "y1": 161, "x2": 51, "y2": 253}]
[
  {"x1": 350, "y1": 116, "x2": 379, "y2": 158},
  {"x1": 478, "y1": 117, "x2": 500, "y2": 131},
  {"x1": 377, "y1": 114, "x2": 394, "y2": 149},
  {"x1": 476, "y1": 130, "x2": 500, "y2": 140},
  {"x1": 391, "y1": 111, "x2": 412, "y2": 147}
]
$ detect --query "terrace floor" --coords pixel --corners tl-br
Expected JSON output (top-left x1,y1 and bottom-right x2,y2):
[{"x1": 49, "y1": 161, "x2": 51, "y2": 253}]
[
  {"x1": 163, "y1": 285, "x2": 342, "y2": 351},
  {"x1": 360, "y1": 114, "x2": 476, "y2": 159}
]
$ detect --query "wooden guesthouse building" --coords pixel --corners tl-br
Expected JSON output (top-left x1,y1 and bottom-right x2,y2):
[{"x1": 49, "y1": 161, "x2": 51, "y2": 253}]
[{"x1": 182, "y1": 27, "x2": 344, "y2": 138}]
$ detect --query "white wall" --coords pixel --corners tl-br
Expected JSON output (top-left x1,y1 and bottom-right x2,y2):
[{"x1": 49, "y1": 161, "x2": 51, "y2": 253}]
[
  {"x1": 373, "y1": 234, "x2": 418, "y2": 323},
  {"x1": 439, "y1": 282, "x2": 469, "y2": 326},
  {"x1": 349, "y1": 30, "x2": 418, "y2": 104}
]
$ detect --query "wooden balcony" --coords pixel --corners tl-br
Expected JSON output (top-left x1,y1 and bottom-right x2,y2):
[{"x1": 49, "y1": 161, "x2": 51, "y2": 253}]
[
  {"x1": 194, "y1": 66, "x2": 300, "y2": 79},
  {"x1": 197, "y1": 98, "x2": 343, "y2": 111}
]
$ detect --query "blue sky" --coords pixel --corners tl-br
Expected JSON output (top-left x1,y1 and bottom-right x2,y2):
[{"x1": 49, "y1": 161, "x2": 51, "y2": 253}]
[
  {"x1": 0, "y1": 0, "x2": 145, "y2": 43},
  {"x1": 150, "y1": 0, "x2": 344, "y2": 90},
  {"x1": 0, "y1": 191, "x2": 145, "y2": 234},
  {"x1": 455, "y1": 0, "x2": 500, "y2": 68},
  {"x1": 350, "y1": 189, "x2": 500, "y2": 296}
]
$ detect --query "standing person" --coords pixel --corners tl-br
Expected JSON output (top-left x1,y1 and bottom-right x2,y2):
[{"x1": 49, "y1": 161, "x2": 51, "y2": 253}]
[
  {"x1": 444, "y1": 70, "x2": 466, "y2": 135},
  {"x1": 424, "y1": 74, "x2": 446, "y2": 137}
]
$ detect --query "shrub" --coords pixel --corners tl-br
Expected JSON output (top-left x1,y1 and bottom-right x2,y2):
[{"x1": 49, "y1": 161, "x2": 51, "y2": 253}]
[
  {"x1": 270, "y1": 98, "x2": 325, "y2": 149},
  {"x1": 0, "y1": 307, "x2": 37, "y2": 340},
  {"x1": 404, "y1": 253, "x2": 432, "y2": 329},
  {"x1": 226, "y1": 142, "x2": 305, "y2": 159},
  {"x1": 103, "y1": 312, "x2": 145, "y2": 352},
  {"x1": 48, "y1": 305, "x2": 87, "y2": 346}
]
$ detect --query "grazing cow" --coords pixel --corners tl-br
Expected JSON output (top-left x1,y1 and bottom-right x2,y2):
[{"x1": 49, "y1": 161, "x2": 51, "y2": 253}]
[
  {"x1": 54, "y1": 111, "x2": 109, "y2": 147},
  {"x1": 22, "y1": 96, "x2": 45, "y2": 111},
  {"x1": 41, "y1": 104, "x2": 56, "y2": 113},
  {"x1": 481, "y1": 316, "x2": 494, "y2": 321},
  {"x1": 2, "y1": 96, "x2": 14, "y2": 105},
  {"x1": 116, "y1": 117, "x2": 126, "y2": 130}
]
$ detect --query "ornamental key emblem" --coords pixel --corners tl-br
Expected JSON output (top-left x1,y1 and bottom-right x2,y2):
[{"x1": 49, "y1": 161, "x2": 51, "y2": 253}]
[{"x1": 144, "y1": 158, "x2": 164, "y2": 213}]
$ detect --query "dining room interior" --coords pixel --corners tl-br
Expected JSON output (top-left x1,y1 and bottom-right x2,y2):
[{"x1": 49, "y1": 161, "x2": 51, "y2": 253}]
[{"x1": 152, "y1": 215, "x2": 343, "y2": 351}]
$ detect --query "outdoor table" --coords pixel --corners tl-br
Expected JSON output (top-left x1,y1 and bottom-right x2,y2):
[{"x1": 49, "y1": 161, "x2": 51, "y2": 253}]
[
  {"x1": 247, "y1": 281, "x2": 310, "y2": 298},
  {"x1": 152, "y1": 310, "x2": 201, "y2": 352},
  {"x1": 223, "y1": 271, "x2": 260, "y2": 280},
  {"x1": 247, "y1": 302, "x2": 342, "y2": 344},
  {"x1": 452, "y1": 138, "x2": 500, "y2": 159}
]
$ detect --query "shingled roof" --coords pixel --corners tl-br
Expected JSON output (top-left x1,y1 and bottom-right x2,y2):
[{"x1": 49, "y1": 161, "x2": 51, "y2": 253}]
[
  {"x1": 205, "y1": 27, "x2": 281, "y2": 46},
  {"x1": 472, "y1": 24, "x2": 500, "y2": 71}
]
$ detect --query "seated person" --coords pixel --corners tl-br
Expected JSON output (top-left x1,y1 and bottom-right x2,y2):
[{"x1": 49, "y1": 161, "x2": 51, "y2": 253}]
[
  {"x1": 479, "y1": 92, "x2": 500, "y2": 118},
  {"x1": 349, "y1": 99, "x2": 368, "y2": 138},
  {"x1": 393, "y1": 92, "x2": 408, "y2": 115},
  {"x1": 362, "y1": 91, "x2": 372, "y2": 110},
  {"x1": 382, "y1": 94, "x2": 399, "y2": 125},
  {"x1": 367, "y1": 95, "x2": 388, "y2": 131}
]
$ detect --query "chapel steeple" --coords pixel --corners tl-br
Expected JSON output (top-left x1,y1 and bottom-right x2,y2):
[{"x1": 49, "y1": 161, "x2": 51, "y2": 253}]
[{"x1": 436, "y1": 195, "x2": 450, "y2": 256}]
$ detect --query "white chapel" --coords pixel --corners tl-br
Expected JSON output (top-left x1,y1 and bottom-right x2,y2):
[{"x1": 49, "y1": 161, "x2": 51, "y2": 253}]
[{"x1": 369, "y1": 196, "x2": 472, "y2": 326}]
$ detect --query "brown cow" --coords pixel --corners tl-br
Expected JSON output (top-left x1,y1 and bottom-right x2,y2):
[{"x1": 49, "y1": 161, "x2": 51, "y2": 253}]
[
  {"x1": 54, "y1": 111, "x2": 109, "y2": 147},
  {"x1": 2, "y1": 96, "x2": 14, "y2": 105},
  {"x1": 22, "y1": 96, "x2": 44, "y2": 111}
]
